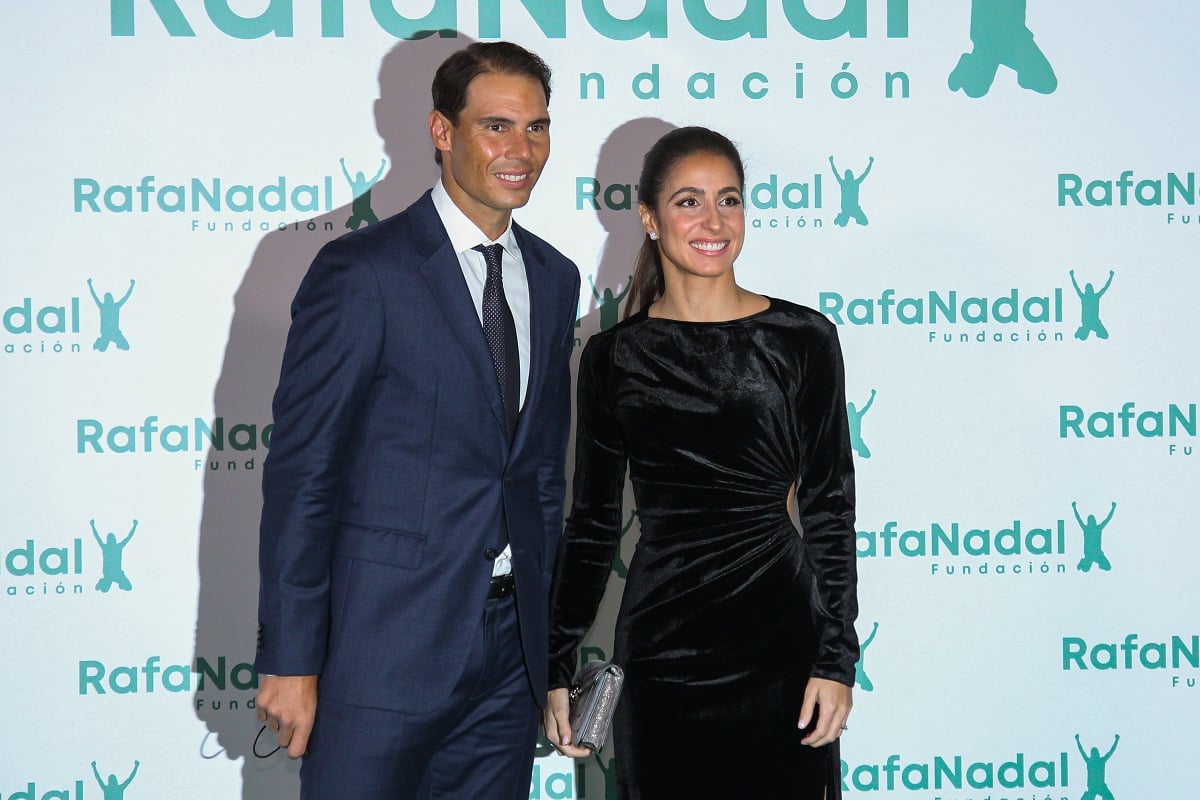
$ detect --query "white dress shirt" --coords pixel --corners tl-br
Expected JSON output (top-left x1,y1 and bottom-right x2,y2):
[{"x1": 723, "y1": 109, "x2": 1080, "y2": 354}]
[{"x1": 431, "y1": 180, "x2": 531, "y2": 577}]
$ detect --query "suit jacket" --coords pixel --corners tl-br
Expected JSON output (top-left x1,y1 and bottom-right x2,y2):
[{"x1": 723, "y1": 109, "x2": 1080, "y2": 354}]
[{"x1": 256, "y1": 190, "x2": 580, "y2": 712}]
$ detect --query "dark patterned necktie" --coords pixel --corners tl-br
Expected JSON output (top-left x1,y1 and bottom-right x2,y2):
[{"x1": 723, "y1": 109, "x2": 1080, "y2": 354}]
[{"x1": 474, "y1": 244, "x2": 520, "y2": 440}]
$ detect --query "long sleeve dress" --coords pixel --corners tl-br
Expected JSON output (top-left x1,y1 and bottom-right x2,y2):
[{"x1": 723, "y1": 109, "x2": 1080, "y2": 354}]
[{"x1": 548, "y1": 298, "x2": 859, "y2": 799}]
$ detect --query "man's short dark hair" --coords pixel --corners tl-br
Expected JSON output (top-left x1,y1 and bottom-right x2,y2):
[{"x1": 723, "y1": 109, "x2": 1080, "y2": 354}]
[{"x1": 431, "y1": 41, "x2": 552, "y2": 163}]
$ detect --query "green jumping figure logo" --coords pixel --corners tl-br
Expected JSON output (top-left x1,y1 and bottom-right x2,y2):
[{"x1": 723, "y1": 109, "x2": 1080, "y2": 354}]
[
  {"x1": 1072, "y1": 502, "x2": 1116, "y2": 573},
  {"x1": 854, "y1": 621, "x2": 879, "y2": 692},
  {"x1": 1075, "y1": 733, "x2": 1119, "y2": 800},
  {"x1": 92, "y1": 518, "x2": 138, "y2": 592},
  {"x1": 829, "y1": 156, "x2": 874, "y2": 228},
  {"x1": 590, "y1": 275, "x2": 632, "y2": 333},
  {"x1": 87, "y1": 278, "x2": 135, "y2": 352},
  {"x1": 341, "y1": 157, "x2": 387, "y2": 230},
  {"x1": 847, "y1": 389, "x2": 876, "y2": 459},
  {"x1": 949, "y1": 0, "x2": 1058, "y2": 97},
  {"x1": 92, "y1": 760, "x2": 139, "y2": 799},
  {"x1": 1070, "y1": 270, "x2": 1115, "y2": 341}
]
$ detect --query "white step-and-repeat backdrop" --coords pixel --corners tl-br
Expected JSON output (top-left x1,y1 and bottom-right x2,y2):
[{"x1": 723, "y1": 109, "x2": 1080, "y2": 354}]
[{"x1": 3, "y1": 2, "x2": 1197, "y2": 798}]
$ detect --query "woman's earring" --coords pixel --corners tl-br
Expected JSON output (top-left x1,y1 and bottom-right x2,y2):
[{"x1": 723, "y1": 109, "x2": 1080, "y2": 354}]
[{"x1": 648, "y1": 231, "x2": 658, "y2": 240}]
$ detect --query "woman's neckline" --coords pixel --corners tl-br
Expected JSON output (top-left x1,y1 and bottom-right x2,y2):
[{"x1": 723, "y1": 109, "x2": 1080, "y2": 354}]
[{"x1": 643, "y1": 296, "x2": 775, "y2": 326}]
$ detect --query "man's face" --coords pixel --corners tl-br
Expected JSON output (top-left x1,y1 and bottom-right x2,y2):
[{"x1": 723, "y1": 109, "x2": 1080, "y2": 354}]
[{"x1": 430, "y1": 71, "x2": 550, "y2": 238}]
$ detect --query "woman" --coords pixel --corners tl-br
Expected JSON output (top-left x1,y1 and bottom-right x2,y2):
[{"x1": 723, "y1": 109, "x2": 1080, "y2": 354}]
[{"x1": 544, "y1": 127, "x2": 859, "y2": 798}]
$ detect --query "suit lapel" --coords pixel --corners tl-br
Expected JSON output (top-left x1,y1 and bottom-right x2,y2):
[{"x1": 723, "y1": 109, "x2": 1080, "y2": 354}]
[{"x1": 411, "y1": 194, "x2": 508, "y2": 438}]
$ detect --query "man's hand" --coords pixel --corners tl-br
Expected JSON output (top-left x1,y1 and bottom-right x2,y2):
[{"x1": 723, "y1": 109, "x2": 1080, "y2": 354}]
[
  {"x1": 798, "y1": 677, "x2": 852, "y2": 748},
  {"x1": 543, "y1": 688, "x2": 593, "y2": 758},
  {"x1": 256, "y1": 674, "x2": 319, "y2": 758}
]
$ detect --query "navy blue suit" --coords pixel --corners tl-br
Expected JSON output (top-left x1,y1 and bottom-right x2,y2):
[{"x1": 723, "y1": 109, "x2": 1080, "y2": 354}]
[{"x1": 256, "y1": 190, "x2": 580, "y2": 796}]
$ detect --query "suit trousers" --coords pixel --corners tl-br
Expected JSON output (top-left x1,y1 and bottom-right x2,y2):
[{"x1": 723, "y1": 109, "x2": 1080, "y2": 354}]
[{"x1": 299, "y1": 594, "x2": 539, "y2": 800}]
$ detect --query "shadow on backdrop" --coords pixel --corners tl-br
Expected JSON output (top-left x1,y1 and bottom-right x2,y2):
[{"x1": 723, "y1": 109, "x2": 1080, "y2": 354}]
[
  {"x1": 192, "y1": 32, "x2": 471, "y2": 799},
  {"x1": 581, "y1": 117, "x2": 677, "y2": 334},
  {"x1": 569, "y1": 116, "x2": 676, "y2": 800}
]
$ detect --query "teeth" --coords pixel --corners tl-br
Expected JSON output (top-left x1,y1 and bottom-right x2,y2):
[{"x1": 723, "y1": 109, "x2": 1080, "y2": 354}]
[
  {"x1": 497, "y1": 173, "x2": 529, "y2": 182},
  {"x1": 691, "y1": 241, "x2": 727, "y2": 252}
]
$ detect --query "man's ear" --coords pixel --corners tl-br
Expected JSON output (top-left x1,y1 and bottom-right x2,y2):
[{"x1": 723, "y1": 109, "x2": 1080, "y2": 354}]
[{"x1": 429, "y1": 109, "x2": 453, "y2": 158}]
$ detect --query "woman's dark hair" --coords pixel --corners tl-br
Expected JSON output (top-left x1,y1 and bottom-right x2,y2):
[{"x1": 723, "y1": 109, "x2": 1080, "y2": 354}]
[
  {"x1": 431, "y1": 41, "x2": 552, "y2": 164},
  {"x1": 625, "y1": 127, "x2": 746, "y2": 318}
]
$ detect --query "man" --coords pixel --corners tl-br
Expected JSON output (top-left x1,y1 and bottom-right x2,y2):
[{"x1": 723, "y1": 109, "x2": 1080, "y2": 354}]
[{"x1": 254, "y1": 41, "x2": 580, "y2": 799}]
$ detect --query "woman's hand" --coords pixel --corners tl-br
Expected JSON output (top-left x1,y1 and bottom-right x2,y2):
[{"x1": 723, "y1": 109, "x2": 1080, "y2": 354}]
[
  {"x1": 798, "y1": 677, "x2": 852, "y2": 748},
  {"x1": 543, "y1": 687, "x2": 595, "y2": 758}
]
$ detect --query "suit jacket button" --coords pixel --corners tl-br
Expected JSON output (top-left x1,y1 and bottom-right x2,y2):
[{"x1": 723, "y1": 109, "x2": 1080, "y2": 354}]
[{"x1": 483, "y1": 548, "x2": 499, "y2": 561}]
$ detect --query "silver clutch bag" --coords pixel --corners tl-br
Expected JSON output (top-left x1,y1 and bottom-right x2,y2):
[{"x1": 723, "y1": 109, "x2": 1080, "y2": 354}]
[{"x1": 567, "y1": 660, "x2": 624, "y2": 751}]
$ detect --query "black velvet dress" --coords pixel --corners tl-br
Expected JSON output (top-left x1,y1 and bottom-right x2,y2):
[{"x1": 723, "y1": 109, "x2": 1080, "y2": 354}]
[{"x1": 549, "y1": 298, "x2": 859, "y2": 799}]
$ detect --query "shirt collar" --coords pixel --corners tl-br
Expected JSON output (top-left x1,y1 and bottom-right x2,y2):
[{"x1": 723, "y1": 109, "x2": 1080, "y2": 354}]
[{"x1": 431, "y1": 179, "x2": 516, "y2": 257}]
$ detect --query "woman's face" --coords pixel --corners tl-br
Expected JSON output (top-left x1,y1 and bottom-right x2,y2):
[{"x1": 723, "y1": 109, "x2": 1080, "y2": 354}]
[{"x1": 640, "y1": 150, "x2": 745, "y2": 283}]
